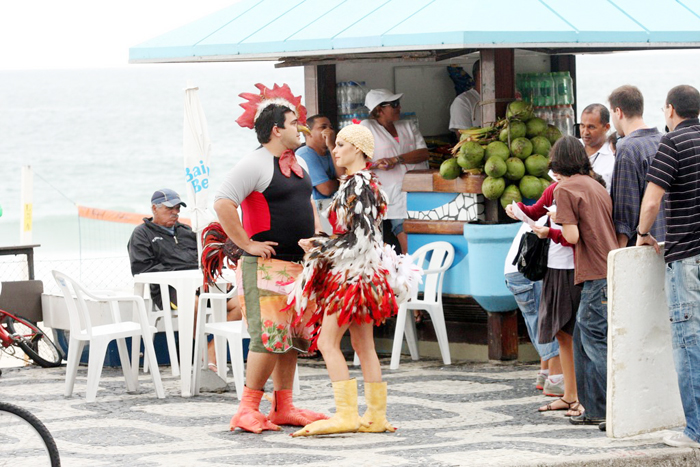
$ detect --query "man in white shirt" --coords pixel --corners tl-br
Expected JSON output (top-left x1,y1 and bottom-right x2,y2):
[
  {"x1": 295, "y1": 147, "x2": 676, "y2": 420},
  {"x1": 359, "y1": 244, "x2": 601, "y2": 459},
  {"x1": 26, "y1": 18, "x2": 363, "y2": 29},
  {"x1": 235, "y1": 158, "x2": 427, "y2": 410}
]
[
  {"x1": 579, "y1": 104, "x2": 615, "y2": 193},
  {"x1": 449, "y1": 60, "x2": 481, "y2": 134}
]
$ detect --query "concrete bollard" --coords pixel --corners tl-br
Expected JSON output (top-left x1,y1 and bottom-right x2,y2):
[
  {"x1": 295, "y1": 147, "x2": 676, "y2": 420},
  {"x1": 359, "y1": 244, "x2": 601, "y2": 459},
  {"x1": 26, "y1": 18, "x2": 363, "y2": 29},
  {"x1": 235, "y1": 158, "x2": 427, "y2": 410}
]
[{"x1": 607, "y1": 245, "x2": 684, "y2": 438}]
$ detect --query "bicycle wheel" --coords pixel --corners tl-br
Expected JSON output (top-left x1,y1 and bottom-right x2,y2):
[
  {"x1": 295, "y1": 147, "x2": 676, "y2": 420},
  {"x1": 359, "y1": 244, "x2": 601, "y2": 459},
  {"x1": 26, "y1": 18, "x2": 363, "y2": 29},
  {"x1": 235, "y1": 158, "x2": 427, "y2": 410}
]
[
  {"x1": 5, "y1": 315, "x2": 63, "y2": 368},
  {"x1": 0, "y1": 401, "x2": 60, "y2": 467}
]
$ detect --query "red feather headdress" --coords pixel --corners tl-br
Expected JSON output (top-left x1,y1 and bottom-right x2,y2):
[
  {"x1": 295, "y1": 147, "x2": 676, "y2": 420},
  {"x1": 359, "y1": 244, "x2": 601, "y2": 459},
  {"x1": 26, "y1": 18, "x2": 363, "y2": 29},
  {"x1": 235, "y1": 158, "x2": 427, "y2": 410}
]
[{"x1": 236, "y1": 83, "x2": 307, "y2": 129}]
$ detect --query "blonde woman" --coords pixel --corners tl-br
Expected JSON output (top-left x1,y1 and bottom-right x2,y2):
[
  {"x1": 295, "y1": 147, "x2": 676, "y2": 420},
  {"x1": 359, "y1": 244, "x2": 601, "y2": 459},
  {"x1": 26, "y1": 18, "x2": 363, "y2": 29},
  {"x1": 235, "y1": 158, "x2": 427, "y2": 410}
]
[{"x1": 288, "y1": 124, "x2": 419, "y2": 436}]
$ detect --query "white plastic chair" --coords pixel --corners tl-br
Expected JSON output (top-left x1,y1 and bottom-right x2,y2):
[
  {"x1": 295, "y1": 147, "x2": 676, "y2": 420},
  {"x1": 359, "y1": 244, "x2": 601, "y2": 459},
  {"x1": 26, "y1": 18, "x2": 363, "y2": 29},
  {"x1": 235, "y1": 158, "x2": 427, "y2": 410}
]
[
  {"x1": 136, "y1": 282, "x2": 180, "y2": 377},
  {"x1": 191, "y1": 285, "x2": 300, "y2": 400},
  {"x1": 52, "y1": 270, "x2": 165, "y2": 402},
  {"x1": 390, "y1": 241, "x2": 455, "y2": 370}
]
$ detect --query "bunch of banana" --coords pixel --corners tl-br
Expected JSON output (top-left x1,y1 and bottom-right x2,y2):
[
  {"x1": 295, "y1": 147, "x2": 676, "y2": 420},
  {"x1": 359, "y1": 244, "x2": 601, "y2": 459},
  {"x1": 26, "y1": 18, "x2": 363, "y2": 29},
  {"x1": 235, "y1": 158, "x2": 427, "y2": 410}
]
[{"x1": 451, "y1": 125, "x2": 498, "y2": 155}]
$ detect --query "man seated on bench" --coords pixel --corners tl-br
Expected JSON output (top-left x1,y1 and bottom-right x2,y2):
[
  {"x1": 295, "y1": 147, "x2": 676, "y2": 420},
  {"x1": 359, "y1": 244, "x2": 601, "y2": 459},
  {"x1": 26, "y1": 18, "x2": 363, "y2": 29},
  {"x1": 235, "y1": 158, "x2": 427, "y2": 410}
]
[{"x1": 128, "y1": 188, "x2": 241, "y2": 373}]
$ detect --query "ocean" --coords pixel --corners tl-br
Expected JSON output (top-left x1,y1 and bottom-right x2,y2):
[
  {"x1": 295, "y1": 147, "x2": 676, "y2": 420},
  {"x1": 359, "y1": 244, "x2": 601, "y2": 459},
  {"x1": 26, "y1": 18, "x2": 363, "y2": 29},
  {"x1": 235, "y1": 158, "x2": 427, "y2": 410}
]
[{"x1": 1, "y1": 51, "x2": 699, "y2": 288}]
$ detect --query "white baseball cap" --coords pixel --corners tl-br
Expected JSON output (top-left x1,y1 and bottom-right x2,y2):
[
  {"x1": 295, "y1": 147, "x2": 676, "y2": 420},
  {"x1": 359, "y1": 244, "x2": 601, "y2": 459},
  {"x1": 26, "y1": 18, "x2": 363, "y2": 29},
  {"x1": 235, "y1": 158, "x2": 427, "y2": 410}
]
[{"x1": 365, "y1": 89, "x2": 404, "y2": 113}]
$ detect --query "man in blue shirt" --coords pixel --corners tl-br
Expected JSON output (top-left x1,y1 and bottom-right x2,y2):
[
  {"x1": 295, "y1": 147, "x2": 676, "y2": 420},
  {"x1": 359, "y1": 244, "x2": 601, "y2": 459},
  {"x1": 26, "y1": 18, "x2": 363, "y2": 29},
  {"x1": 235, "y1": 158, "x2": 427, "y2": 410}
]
[
  {"x1": 295, "y1": 115, "x2": 344, "y2": 231},
  {"x1": 608, "y1": 85, "x2": 666, "y2": 248}
]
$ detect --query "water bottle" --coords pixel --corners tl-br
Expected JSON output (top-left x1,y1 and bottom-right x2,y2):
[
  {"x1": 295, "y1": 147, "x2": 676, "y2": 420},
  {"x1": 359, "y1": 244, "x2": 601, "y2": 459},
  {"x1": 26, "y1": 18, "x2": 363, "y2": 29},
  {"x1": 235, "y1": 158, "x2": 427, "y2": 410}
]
[
  {"x1": 532, "y1": 74, "x2": 543, "y2": 107},
  {"x1": 554, "y1": 72, "x2": 574, "y2": 106},
  {"x1": 552, "y1": 105, "x2": 563, "y2": 134},
  {"x1": 542, "y1": 106, "x2": 553, "y2": 125},
  {"x1": 540, "y1": 73, "x2": 555, "y2": 107},
  {"x1": 358, "y1": 81, "x2": 367, "y2": 108},
  {"x1": 564, "y1": 72, "x2": 574, "y2": 105},
  {"x1": 560, "y1": 105, "x2": 575, "y2": 136}
]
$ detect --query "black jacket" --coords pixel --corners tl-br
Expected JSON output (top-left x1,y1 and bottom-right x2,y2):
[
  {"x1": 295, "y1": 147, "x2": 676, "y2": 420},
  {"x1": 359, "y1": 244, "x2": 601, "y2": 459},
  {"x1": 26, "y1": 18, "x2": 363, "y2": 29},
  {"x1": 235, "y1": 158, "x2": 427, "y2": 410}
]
[{"x1": 127, "y1": 218, "x2": 198, "y2": 308}]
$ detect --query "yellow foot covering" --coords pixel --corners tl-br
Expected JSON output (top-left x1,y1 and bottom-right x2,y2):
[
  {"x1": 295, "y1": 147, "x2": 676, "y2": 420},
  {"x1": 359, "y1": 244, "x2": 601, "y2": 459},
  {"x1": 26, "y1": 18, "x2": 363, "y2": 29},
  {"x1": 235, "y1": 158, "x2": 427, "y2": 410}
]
[
  {"x1": 358, "y1": 381, "x2": 396, "y2": 433},
  {"x1": 292, "y1": 379, "x2": 365, "y2": 437}
]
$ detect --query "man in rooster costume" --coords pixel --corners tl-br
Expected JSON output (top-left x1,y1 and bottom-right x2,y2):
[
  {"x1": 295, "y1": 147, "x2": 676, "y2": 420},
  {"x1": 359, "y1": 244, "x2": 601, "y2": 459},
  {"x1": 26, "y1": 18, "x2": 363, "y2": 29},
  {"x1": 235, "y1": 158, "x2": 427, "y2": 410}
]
[{"x1": 210, "y1": 83, "x2": 328, "y2": 433}]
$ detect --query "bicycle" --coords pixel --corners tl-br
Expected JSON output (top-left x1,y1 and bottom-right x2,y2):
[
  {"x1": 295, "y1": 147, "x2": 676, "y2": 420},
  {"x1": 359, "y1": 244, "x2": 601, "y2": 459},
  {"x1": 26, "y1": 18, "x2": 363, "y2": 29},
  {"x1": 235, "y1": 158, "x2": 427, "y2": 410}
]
[
  {"x1": 0, "y1": 401, "x2": 61, "y2": 466},
  {"x1": 0, "y1": 308, "x2": 63, "y2": 370}
]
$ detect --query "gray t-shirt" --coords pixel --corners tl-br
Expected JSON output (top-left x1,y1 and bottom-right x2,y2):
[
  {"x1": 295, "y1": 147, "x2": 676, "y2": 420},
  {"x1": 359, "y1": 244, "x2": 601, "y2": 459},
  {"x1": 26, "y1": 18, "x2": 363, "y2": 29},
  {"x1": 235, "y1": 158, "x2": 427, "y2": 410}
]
[{"x1": 215, "y1": 147, "x2": 309, "y2": 205}]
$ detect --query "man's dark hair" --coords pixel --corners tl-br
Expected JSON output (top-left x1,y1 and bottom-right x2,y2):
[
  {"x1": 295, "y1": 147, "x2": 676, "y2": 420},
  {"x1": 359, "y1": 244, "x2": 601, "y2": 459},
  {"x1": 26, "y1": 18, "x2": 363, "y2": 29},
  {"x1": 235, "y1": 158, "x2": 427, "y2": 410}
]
[
  {"x1": 581, "y1": 103, "x2": 610, "y2": 125},
  {"x1": 549, "y1": 135, "x2": 593, "y2": 177},
  {"x1": 666, "y1": 85, "x2": 700, "y2": 119},
  {"x1": 306, "y1": 114, "x2": 328, "y2": 131},
  {"x1": 254, "y1": 104, "x2": 293, "y2": 144},
  {"x1": 472, "y1": 60, "x2": 480, "y2": 79},
  {"x1": 608, "y1": 85, "x2": 644, "y2": 119}
]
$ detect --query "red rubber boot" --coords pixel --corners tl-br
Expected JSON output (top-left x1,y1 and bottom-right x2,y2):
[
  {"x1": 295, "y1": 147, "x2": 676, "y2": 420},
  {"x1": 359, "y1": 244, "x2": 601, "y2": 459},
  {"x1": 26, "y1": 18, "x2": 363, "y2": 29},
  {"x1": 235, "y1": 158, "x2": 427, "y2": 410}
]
[
  {"x1": 230, "y1": 387, "x2": 281, "y2": 433},
  {"x1": 267, "y1": 389, "x2": 329, "y2": 426}
]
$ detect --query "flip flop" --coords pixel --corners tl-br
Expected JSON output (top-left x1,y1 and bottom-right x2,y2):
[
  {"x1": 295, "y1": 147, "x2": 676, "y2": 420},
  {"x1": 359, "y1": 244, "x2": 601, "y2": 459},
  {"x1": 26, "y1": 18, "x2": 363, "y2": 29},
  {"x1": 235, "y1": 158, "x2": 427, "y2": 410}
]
[
  {"x1": 208, "y1": 362, "x2": 218, "y2": 373},
  {"x1": 538, "y1": 398, "x2": 578, "y2": 413}
]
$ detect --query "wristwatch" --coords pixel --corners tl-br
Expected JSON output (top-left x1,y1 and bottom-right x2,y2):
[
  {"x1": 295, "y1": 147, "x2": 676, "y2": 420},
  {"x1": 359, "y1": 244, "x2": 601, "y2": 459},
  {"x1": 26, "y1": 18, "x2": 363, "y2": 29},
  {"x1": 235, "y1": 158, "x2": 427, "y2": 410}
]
[{"x1": 636, "y1": 228, "x2": 650, "y2": 238}]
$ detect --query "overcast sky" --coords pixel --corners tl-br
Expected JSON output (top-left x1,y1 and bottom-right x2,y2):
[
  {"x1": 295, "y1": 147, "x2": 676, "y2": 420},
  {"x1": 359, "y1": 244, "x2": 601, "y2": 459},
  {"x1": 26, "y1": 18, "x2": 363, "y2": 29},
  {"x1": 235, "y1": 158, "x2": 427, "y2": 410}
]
[{"x1": 0, "y1": 1, "x2": 236, "y2": 70}]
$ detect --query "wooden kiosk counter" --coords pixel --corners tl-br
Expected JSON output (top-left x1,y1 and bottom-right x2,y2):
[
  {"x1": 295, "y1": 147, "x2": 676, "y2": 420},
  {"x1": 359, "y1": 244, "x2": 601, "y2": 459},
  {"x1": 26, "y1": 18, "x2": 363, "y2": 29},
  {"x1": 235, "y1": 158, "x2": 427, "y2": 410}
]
[{"x1": 402, "y1": 170, "x2": 521, "y2": 361}]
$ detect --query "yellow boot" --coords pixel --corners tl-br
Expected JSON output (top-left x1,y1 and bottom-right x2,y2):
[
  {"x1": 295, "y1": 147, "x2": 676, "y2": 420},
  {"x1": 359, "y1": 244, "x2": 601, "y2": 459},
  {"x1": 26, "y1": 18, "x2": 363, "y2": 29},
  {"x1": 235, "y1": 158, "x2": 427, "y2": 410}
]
[
  {"x1": 292, "y1": 379, "x2": 364, "y2": 437},
  {"x1": 358, "y1": 381, "x2": 396, "y2": 433}
]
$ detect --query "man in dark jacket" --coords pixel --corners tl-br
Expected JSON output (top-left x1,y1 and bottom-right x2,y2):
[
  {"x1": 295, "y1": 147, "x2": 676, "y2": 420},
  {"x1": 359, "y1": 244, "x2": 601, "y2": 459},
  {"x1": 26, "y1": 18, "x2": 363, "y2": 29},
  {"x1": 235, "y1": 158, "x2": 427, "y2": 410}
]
[{"x1": 128, "y1": 188, "x2": 240, "y2": 372}]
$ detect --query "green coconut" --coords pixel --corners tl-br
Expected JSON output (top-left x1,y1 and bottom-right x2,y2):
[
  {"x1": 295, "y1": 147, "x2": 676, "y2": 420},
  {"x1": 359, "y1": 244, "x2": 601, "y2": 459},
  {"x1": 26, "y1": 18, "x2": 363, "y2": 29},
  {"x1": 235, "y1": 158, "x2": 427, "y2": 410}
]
[
  {"x1": 520, "y1": 175, "x2": 544, "y2": 199},
  {"x1": 506, "y1": 101, "x2": 534, "y2": 121},
  {"x1": 524, "y1": 155, "x2": 549, "y2": 177},
  {"x1": 544, "y1": 124, "x2": 563, "y2": 145},
  {"x1": 498, "y1": 120, "x2": 527, "y2": 142},
  {"x1": 439, "y1": 157, "x2": 462, "y2": 180},
  {"x1": 505, "y1": 157, "x2": 526, "y2": 181},
  {"x1": 484, "y1": 156, "x2": 507, "y2": 178},
  {"x1": 482, "y1": 176, "x2": 506, "y2": 200},
  {"x1": 540, "y1": 177, "x2": 552, "y2": 193},
  {"x1": 485, "y1": 141, "x2": 510, "y2": 161},
  {"x1": 510, "y1": 137, "x2": 533, "y2": 160},
  {"x1": 526, "y1": 117, "x2": 547, "y2": 137},
  {"x1": 457, "y1": 141, "x2": 485, "y2": 169},
  {"x1": 530, "y1": 135, "x2": 552, "y2": 156},
  {"x1": 500, "y1": 184, "x2": 523, "y2": 209}
]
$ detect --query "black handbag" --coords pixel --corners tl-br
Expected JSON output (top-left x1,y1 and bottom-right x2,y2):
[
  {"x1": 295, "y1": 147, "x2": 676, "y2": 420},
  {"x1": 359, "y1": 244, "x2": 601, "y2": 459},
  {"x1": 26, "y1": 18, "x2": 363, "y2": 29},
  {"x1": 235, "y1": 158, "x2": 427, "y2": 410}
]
[{"x1": 512, "y1": 230, "x2": 549, "y2": 281}]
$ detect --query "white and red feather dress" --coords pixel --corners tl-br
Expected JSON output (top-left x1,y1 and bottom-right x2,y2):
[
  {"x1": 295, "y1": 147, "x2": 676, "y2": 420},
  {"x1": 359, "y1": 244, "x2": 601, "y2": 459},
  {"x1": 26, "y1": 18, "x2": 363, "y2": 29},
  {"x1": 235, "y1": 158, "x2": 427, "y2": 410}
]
[{"x1": 287, "y1": 169, "x2": 420, "y2": 347}]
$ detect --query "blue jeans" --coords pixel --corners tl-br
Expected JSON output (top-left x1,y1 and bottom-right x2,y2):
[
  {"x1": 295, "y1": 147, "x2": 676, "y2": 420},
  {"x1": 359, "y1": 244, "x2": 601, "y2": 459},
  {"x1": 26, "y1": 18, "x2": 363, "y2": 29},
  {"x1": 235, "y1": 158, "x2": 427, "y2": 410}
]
[
  {"x1": 574, "y1": 278, "x2": 608, "y2": 419},
  {"x1": 665, "y1": 253, "x2": 700, "y2": 443},
  {"x1": 505, "y1": 272, "x2": 560, "y2": 361}
]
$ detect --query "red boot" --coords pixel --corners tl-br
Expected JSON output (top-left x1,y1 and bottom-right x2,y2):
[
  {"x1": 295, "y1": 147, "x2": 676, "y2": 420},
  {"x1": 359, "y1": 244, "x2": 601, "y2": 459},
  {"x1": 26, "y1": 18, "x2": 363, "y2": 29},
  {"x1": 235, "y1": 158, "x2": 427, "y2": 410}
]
[
  {"x1": 230, "y1": 387, "x2": 281, "y2": 433},
  {"x1": 267, "y1": 389, "x2": 329, "y2": 426}
]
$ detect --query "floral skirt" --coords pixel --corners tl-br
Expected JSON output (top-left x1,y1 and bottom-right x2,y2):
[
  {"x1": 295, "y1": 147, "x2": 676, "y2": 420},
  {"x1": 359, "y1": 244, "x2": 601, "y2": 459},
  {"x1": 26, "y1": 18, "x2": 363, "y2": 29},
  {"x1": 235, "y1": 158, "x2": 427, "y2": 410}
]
[{"x1": 236, "y1": 256, "x2": 316, "y2": 354}]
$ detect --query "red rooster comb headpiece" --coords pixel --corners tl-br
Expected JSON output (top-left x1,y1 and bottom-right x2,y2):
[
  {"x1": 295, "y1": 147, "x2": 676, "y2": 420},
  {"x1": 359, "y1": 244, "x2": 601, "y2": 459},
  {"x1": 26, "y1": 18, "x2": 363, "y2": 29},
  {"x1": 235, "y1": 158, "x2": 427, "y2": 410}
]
[{"x1": 236, "y1": 83, "x2": 307, "y2": 129}]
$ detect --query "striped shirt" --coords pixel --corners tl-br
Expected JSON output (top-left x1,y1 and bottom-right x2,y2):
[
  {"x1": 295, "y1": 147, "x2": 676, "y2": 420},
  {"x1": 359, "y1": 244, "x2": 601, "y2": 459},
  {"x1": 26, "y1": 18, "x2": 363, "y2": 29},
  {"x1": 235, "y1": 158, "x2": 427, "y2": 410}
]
[
  {"x1": 646, "y1": 118, "x2": 700, "y2": 263},
  {"x1": 610, "y1": 127, "x2": 666, "y2": 245}
]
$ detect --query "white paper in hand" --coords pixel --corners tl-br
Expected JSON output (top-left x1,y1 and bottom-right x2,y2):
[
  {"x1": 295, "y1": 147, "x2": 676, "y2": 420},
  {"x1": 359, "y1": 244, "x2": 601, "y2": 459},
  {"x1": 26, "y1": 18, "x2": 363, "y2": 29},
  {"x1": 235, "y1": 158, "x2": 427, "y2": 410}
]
[{"x1": 510, "y1": 201, "x2": 536, "y2": 226}]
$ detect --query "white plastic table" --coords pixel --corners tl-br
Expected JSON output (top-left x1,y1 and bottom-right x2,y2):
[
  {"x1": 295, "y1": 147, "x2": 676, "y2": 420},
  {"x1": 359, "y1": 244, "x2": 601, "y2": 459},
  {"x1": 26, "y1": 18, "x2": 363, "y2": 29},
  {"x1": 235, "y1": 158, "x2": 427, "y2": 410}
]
[{"x1": 133, "y1": 269, "x2": 205, "y2": 397}]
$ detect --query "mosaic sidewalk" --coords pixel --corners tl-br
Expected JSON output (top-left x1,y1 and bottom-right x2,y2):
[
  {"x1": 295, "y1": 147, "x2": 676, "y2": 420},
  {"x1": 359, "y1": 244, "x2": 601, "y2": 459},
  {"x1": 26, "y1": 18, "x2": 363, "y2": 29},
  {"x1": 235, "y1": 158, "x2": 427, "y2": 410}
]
[{"x1": 1, "y1": 359, "x2": 698, "y2": 466}]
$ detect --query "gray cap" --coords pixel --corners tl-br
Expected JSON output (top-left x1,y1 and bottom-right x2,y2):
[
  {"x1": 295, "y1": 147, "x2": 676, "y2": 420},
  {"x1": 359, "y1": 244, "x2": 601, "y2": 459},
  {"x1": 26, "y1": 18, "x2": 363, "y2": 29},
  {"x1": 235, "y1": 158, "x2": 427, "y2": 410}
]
[{"x1": 151, "y1": 188, "x2": 187, "y2": 208}]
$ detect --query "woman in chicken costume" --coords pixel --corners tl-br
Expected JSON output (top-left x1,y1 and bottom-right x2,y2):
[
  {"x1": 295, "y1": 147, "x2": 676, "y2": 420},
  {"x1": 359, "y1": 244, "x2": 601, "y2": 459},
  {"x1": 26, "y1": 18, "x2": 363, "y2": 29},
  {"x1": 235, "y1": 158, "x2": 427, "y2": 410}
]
[{"x1": 287, "y1": 123, "x2": 420, "y2": 437}]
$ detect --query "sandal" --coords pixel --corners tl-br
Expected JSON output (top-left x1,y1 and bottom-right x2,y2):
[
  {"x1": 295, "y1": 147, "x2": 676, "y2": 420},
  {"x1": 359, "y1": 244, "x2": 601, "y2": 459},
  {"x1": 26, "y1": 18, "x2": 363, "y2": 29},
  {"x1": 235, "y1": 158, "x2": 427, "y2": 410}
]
[
  {"x1": 565, "y1": 403, "x2": 584, "y2": 418},
  {"x1": 414, "y1": 310, "x2": 428, "y2": 325},
  {"x1": 538, "y1": 398, "x2": 578, "y2": 413},
  {"x1": 208, "y1": 362, "x2": 218, "y2": 373}
]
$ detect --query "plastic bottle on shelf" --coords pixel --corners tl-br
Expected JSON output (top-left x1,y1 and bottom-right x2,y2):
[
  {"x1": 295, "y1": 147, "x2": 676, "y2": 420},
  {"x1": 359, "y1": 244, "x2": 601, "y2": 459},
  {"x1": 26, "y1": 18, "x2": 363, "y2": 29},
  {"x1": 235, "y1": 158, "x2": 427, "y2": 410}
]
[
  {"x1": 531, "y1": 74, "x2": 543, "y2": 107},
  {"x1": 357, "y1": 81, "x2": 367, "y2": 108},
  {"x1": 540, "y1": 73, "x2": 555, "y2": 107},
  {"x1": 555, "y1": 105, "x2": 575, "y2": 136},
  {"x1": 336, "y1": 81, "x2": 343, "y2": 110},
  {"x1": 542, "y1": 106, "x2": 554, "y2": 125},
  {"x1": 554, "y1": 72, "x2": 574, "y2": 106}
]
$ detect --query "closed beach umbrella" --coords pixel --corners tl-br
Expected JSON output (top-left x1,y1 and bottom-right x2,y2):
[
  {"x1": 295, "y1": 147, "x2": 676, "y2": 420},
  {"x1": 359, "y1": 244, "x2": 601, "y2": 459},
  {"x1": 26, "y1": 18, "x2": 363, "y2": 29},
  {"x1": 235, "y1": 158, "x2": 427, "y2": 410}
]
[{"x1": 183, "y1": 83, "x2": 214, "y2": 259}]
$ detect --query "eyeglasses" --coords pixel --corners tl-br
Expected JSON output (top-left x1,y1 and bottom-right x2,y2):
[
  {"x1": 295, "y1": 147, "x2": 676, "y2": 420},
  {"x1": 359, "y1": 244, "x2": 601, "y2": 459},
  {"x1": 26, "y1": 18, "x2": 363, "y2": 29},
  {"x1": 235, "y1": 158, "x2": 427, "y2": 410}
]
[{"x1": 380, "y1": 100, "x2": 400, "y2": 108}]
